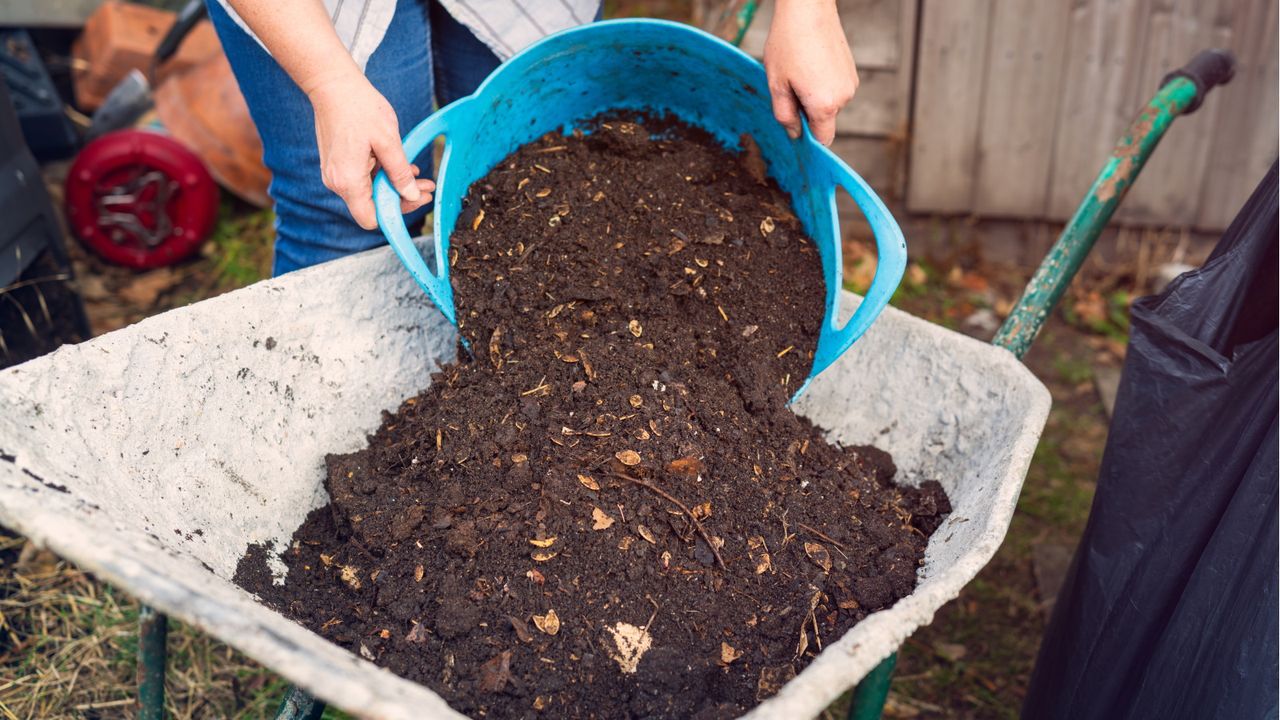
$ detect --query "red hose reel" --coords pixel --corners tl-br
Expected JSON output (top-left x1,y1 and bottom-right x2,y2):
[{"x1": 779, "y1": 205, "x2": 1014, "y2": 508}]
[{"x1": 65, "y1": 129, "x2": 219, "y2": 269}]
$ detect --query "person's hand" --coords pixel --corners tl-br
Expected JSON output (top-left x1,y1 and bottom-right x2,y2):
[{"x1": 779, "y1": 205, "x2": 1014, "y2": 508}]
[
  {"x1": 763, "y1": 0, "x2": 859, "y2": 145},
  {"x1": 306, "y1": 71, "x2": 434, "y2": 230}
]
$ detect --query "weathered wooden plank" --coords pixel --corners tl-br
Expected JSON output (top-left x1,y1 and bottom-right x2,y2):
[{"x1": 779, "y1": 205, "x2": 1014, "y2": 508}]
[
  {"x1": 906, "y1": 0, "x2": 994, "y2": 213},
  {"x1": 740, "y1": 0, "x2": 904, "y2": 71},
  {"x1": 830, "y1": 135, "x2": 904, "y2": 207},
  {"x1": 971, "y1": 0, "x2": 1072, "y2": 217},
  {"x1": 890, "y1": 0, "x2": 918, "y2": 198},
  {"x1": 1046, "y1": 0, "x2": 1156, "y2": 220},
  {"x1": 1116, "y1": 0, "x2": 1230, "y2": 226},
  {"x1": 1196, "y1": 0, "x2": 1278, "y2": 230}
]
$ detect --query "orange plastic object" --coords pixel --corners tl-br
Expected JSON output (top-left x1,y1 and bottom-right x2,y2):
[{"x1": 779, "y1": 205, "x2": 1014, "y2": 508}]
[
  {"x1": 154, "y1": 52, "x2": 271, "y2": 208},
  {"x1": 71, "y1": 1, "x2": 220, "y2": 111}
]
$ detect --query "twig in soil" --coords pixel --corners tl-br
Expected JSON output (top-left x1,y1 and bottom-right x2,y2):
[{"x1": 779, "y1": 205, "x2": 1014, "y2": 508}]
[
  {"x1": 797, "y1": 522, "x2": 848, "y2": 551},
  {"x1": 608, "y1": 472, "x2": 727, "y2": 570},
  {"x1": 643, "y1": 595, "x2": 660, "y2": 631}
]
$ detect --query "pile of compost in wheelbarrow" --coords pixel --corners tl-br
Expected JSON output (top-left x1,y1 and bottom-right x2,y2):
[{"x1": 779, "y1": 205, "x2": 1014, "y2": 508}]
[{"x1": 235, "y1": 114, "x2": 950, "y2": 718}]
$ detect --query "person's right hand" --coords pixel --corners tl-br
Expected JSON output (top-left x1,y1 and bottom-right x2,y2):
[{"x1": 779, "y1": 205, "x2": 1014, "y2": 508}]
[{"x1": 306, "y1": 72, "x2": 434, "y2": 230}]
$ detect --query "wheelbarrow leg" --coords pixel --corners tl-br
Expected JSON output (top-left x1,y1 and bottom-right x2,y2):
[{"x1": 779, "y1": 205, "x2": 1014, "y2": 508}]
[
  {"x1": 275, "y1": 685, "x2": 326, "y2": 720},
  {"x1": 847, "y1": 653, "x2": 897, "y2": 720},
  {"x1": 138, "y1": 605, "x2": 168, "y2": 720}
]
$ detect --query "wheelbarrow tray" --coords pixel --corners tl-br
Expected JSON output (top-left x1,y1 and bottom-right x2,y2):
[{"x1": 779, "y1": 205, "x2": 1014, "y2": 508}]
[{"x1": 0, "y1": 244, "x2": 1049, "y2": 719}]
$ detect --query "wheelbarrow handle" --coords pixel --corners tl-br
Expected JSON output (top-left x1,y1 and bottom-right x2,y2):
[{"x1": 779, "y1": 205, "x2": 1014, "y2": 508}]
[
  {"x1": 374, "y1": 99, "x2": 475, "y2": 326},
  {"x1": 807, "y1": 145, "x2": 907, "y2": 381},
  {"x1": 1161, "y1": 48, "x2": 1236, "y2": 114}
]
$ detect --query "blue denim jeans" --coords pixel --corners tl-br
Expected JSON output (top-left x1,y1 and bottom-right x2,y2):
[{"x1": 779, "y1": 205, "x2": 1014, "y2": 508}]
[{"x1": 207, "y1": 0, "x2": 501, "y2": 276}]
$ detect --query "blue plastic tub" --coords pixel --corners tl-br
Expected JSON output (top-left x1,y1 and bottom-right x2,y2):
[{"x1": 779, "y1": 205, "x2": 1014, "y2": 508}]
[{"x1": 375, "y1": 18, "x2": 904, "y2": 394}]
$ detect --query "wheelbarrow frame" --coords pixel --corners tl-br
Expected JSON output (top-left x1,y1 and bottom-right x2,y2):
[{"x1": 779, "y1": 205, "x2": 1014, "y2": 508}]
[{"x1": 121, "y1": 49, "x2": 1234, "y2": 720}]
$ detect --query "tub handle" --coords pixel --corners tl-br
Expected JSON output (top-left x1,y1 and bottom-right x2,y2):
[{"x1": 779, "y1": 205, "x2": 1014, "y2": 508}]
[
  {"x1": 809, "y1": 147, "x2": 907, "y2": 381},
  {"x1": 373, "y1": 99, "x2": 473, "y2": 325}
]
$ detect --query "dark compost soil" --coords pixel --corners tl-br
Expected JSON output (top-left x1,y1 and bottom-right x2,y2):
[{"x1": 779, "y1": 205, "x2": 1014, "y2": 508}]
[{"x1": 235, "y1": 114, "x2": 950, "y2": 719}]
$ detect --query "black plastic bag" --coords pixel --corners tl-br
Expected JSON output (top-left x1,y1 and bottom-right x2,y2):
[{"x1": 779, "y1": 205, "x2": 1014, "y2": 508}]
[{"x1": 1023, "y1": 162, "x2": 1278, "y2": 720}]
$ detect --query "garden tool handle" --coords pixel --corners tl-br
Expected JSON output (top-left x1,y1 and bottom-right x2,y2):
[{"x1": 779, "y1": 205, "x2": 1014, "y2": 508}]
[
  {"x1": 1161, "y1": 49, "x2": 1236, "y2": 114},
  {"x1": 374, "y1": 100, "x2": 473, "y2": 325},
  {"x1": 808, "y1": 146, "x2": 906, "y2": 379}
]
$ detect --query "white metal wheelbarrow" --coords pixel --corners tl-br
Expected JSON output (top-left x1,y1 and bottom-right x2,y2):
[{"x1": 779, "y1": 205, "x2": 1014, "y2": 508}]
[{"x1": 0, "y1": 242, "x2": 1047, "y2": 718}]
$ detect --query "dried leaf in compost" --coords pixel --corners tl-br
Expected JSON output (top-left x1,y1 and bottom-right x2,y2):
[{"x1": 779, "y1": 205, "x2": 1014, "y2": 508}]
[
  {"x1": 531, "y1": 548, "x2": 559, "y2": 562},
  {"x1": 760, "y1": 216, "x2": 775, "y2": 236},
  {"x1": 478, "y1": 650, "x2": 513, "y2": 692},
  {"x1": 637, "y1": 524, "x2": 657, "y2": 544},
  {"x1": 616, "y1": 449, "x2": 641, "y2": 466},
  {"x1": 509, "y1": 615, "x2": 533, "y2": 643},
  {"x1": 472, "y1": 208, "x2": 485, "y2": 231},
  {"x1": 628, "y1": 394, "x2": 643, "y2": 408},
  {"x1": 529, "y1": 537, "x2": 557, "y2": 548},
  {"x1": 691, "y1": 502, "x2": 712, "y2": 521},
  {"x1": 746, "y1": 536, "x2": 771, "y2": 575},
  {"x1": 526, "y1": 568, "x2": 545, "y2": 584},
  {"x1": 405, "y1": 622, "x2": 429, "y2": 644},
  {"x1": 592, "y1": 507, "x2": 615, "y2": 530},
  {"x1": 752, "y1": 666, "x2": 793, "y2": 696},
  {"x1": 605, "y1": 622, "x2": 652, "y2": 674},
  {"x1": 628, "y1": 319, "x2": 643, "y2": 337},
  {"x1": 720, "y1": 642, "x2": 743, "y2": 665},
  {"x1": 804, "y1": 542, "x2": 832, "y2": 572},
  {"x1": 414, "y1": 564, "x2": 424, "y2": 582},
  {"x1": 340, "y1": 565, "x2": 362, "y2": 590},
  {"x1": 489, "y1": 325, "x2": 503, "y2": 370},
  {"x1": 578, "y1": 473, "x2": 600, "y2": 491},
  {"x1": 532, "y1": 609, "x2": 561, "y2": 636},
  {"x1": 667, "y1": 455, "x2": 704, "y2": 478}
]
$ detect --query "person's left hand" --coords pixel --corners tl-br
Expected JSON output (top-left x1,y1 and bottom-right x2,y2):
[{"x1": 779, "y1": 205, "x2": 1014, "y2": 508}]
[{"x1": 763, "y1": 0, "x2": 859, "y2": 145}]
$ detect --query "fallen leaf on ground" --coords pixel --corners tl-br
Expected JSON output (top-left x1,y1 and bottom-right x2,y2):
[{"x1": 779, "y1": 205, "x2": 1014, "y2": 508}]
[
  {"x1": 118, "y1": 267, "x2": 176, "y2": 306},
  {"x1": 526, "y1": 568, "x2": 545, "y2": 584},
  {"x1": 529, "y1": 536, "x2": 557, "y2": 548},
  {"x1": 616, "y1": 449, "x2": 641, "y2": 466},
  {"x1": 637, "y1": 524, "x2": 656, "y2": 544},
  {"x1": 691, "y1": 501, "x2": 712, "y2": 520},
  {"x1": 532, "y1": 609, "x2": 561, "y2": 636},
  {"x1": 628, "y1": 319, "x2": 643, "y2": 337},
  {"x1": 935, "y1": 642, "x2": 967, "y2": 662},
  {"x1": 578, "y1": 473, "x2": 600, "y2": 491},
  {"x1": 592, "y1": 507, "x2": 615, "y2": 530},
  {"x1": 531, "y1": 549, "x2": 558, "y2": 562}
]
